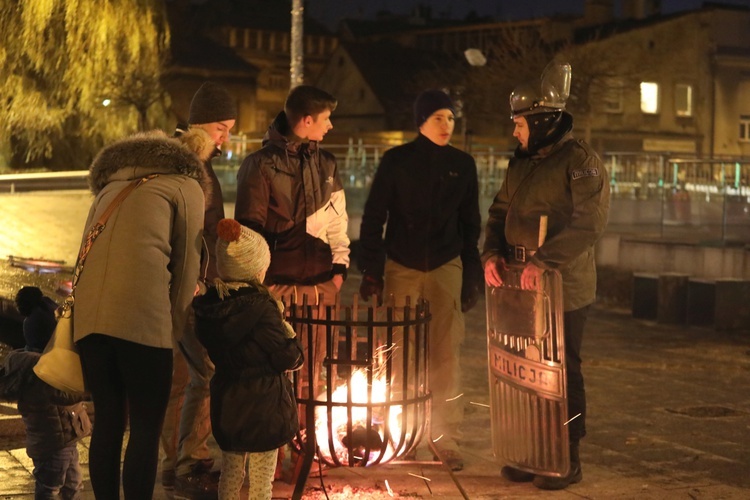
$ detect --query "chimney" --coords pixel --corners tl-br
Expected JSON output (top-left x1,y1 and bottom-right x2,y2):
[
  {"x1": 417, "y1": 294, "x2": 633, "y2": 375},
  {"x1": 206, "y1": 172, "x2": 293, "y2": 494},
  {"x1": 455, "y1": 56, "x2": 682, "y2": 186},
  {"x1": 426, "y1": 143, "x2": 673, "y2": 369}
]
[
  {"x1": 584, "y1": 0, "x2": 614, "y2": 25},
  {"x1": 622, "y1": 0, "x2": 662, "y2": 20}
]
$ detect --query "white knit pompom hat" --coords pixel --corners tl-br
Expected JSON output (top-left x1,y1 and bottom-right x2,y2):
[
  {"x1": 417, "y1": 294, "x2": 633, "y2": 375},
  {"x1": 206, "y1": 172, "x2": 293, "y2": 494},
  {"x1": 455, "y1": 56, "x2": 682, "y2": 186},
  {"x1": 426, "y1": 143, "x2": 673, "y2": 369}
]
[{"x1": 215, "y1": 219, "x2": 270, "y2": 283}]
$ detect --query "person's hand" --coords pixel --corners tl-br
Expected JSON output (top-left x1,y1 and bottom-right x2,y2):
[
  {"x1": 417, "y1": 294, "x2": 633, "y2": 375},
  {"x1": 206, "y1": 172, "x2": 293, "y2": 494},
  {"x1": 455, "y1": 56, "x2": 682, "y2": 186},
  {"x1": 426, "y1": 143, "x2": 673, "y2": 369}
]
[
  {"x1": 461, "y1": 283, "x2": 480, "y2": 312},
  {"x1": 359, "y1": 274, "x2": 384, "y2": 304},
  {"x1": 484, "y1": 255, "x2": 507, "y2": 287},
  {"x1": 332, "y1": 274, "x2": 344, "y2": 291},
  {"x1": 520, "y1": 262, "x2": 544, "y2": 291}
]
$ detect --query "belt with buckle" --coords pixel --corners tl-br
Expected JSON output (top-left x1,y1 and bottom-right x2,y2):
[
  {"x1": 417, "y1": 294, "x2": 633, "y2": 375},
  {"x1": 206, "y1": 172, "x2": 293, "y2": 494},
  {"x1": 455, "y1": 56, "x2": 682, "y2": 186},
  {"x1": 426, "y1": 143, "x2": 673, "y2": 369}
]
[{"x1": 507, "y1": 244, "x2": 531, "y2": 263}]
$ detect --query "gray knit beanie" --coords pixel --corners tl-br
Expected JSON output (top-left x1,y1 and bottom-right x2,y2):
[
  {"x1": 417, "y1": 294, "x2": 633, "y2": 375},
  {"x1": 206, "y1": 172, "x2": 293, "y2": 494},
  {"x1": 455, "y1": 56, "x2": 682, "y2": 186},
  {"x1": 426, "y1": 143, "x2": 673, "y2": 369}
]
[
  {"x1": 215, "y1": 219, "x2": 270, "y2": 283},
  {"x1": 189, "y1": 82, "x2": 238, "y2": 125}
]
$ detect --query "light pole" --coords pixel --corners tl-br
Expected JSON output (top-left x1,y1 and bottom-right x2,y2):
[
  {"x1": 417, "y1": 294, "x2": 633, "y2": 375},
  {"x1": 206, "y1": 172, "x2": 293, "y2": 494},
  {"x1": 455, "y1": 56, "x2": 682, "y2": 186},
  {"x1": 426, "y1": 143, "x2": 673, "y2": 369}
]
[
  {"x1": 290, "y1": 0, "x2": 304, "y2": 89},
  {"x1": 462, "y1": 48, "x2": 487, "y2": 152}
]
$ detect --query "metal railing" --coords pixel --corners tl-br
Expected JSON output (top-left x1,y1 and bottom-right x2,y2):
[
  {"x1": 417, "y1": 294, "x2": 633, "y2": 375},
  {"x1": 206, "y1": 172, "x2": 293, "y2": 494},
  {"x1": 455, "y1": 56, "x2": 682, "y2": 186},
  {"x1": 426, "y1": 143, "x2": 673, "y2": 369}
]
[{"x1": 2, "y1": 139, "x2": 749, "y2": 243}]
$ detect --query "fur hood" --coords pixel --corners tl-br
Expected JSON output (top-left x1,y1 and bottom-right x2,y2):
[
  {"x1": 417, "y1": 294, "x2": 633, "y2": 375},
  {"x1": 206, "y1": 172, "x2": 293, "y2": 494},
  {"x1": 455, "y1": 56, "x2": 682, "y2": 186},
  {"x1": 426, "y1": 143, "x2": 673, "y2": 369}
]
[{"x1": 88, "y1": 128, "x2": 215, "y2": 195}]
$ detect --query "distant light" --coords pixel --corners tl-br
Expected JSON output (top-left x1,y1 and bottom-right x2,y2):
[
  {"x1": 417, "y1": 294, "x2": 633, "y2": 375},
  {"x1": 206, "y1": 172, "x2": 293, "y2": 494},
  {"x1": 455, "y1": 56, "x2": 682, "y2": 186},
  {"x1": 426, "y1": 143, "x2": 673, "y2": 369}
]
[
  {"x1": 464, "y1": 48, "x2": 487, "y2": 67},
  {"x1": 102, "y1": 99, "x2": 111, "y2": 107}
]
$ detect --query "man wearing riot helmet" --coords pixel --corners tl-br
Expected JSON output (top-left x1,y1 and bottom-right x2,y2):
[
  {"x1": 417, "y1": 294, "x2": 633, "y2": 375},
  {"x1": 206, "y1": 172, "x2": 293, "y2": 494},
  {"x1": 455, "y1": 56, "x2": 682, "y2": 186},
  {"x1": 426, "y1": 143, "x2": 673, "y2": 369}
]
[{"x1": 482, "y1": 62, "x2": 610, "y2": 490}]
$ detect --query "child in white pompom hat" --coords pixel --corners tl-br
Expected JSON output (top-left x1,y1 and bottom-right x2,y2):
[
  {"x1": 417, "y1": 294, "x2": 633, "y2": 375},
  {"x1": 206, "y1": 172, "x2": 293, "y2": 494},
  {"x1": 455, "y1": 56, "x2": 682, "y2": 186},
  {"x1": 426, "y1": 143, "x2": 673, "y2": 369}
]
[{"x1": 193, "y1": 218, "x2": 303, "y2": 499}]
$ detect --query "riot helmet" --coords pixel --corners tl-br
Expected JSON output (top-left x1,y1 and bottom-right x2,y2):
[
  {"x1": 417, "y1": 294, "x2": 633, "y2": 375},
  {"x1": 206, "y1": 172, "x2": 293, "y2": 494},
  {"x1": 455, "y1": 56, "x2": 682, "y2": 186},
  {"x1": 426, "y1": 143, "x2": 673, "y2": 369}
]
[{"x1": 510, "y1": 61, "x2": 571, "y2": 119}]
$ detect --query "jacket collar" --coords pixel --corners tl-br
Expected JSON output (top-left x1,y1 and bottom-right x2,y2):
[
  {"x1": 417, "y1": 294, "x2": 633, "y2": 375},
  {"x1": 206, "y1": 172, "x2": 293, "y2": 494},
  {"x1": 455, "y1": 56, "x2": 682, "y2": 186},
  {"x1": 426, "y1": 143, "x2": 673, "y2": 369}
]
[
  {"x1": 263, "y1": 111, "x2": 320, "y2": 156},
  {"x1": 88, "y1": 130, "x2": 206, "y2": 195}
]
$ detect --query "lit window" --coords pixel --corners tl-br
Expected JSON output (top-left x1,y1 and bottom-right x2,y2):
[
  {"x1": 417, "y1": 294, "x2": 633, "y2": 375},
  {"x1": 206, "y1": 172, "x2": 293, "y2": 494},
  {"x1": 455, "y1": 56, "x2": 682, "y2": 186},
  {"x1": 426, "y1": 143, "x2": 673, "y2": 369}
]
[
  {"x1": 740, "y1": 115, "x2": 750, "y2": 142},
  {"x1": 640, "y1": 82, "x2": 659, "y2": 114},
  {"x1": 675, "y1": 84, "x2": 693, "y2": 117}
]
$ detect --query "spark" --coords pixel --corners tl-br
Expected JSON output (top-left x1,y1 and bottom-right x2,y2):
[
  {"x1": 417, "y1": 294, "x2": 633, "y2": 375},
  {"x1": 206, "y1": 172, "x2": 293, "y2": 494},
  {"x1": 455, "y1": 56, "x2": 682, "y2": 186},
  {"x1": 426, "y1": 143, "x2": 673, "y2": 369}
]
[
  {"x1": 408, "y1": 472, "x2": 432, "y2": 481},
  {"x1": 470, "y1": 401, "x2": 490, "y2": 408},
  {"x1": 433, "y1": 434, "x2": 444, "y2": 442},
  {"x1": 564, "y1": 413, "x2": 582, "y2": 425},
  {"x1": 385, "y1": 479, "x2": 394, "y2": 497},
  {"x1": 445, "y1": 393, "x2": 464, "y2": 402}
]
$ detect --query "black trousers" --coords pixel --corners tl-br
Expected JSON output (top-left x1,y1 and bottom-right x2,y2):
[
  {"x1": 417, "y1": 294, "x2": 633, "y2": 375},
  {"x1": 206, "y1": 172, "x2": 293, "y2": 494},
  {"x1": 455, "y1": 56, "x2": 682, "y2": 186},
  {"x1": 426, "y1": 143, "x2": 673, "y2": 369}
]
[
  {"x1": 78, "y1": 334, "x2": 172, "y2": 500},
  {"x1": 564, "y1": 306, "x2": 589, "y2": 443}
]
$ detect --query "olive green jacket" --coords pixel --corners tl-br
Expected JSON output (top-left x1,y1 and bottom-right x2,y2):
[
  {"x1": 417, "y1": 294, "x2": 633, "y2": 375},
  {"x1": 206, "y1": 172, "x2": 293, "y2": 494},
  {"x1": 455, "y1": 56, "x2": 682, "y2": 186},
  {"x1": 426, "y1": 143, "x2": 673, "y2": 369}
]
[{"x1": 482, "y1": 133, "x2": 610, "y2": 311}]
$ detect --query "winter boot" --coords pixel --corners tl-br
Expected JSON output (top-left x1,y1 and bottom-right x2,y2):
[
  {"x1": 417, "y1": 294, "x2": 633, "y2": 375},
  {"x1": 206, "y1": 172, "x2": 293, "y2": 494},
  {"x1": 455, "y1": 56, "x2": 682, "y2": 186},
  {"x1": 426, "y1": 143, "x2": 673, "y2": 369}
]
[{"x1": 533, "y1": 441, "x2": 582, "y2": 490}]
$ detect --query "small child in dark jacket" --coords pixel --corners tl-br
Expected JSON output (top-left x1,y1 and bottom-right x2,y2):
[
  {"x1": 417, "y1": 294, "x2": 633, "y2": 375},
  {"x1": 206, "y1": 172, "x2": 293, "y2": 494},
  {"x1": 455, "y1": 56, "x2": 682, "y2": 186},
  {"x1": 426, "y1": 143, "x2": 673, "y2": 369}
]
[
  {"x1": 0, "y1": 349, "x2": 92, "y2": 499},
  {"x1": 193, "y1": 219, "x2": 303, "y2": 499},
  {"x1": 15, "y1": 286, "x2": 58, "y2": 353}
]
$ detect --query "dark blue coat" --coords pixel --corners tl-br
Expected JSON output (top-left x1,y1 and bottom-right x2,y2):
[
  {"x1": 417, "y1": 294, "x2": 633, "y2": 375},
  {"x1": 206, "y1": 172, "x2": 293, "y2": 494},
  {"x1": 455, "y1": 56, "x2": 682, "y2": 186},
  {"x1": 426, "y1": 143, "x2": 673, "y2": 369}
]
[
  {"x1": 193, "y1": 284, "x2": 303, "y2": 452},
  {"x1": 0, "y1": 350, "x2": 91, "y2": 459}
]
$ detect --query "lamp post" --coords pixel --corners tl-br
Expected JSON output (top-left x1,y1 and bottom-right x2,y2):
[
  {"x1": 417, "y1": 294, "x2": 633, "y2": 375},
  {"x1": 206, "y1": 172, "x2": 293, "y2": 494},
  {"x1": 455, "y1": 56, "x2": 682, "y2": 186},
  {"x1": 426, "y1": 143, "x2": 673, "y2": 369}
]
[
  {"x1": 461, "y1": 48, "x2": 487, "y2": 152},
  {"x1": 290, "y1": 0, "x2": 304, "y2": 89}
]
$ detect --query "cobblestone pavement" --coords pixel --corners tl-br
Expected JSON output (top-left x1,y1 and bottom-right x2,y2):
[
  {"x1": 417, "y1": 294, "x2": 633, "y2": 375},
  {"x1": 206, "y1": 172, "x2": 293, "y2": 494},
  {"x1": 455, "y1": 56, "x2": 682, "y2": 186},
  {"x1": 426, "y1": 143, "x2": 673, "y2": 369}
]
[{"x1": 2, "y1": 192, "x2": 750, "y2": 498}]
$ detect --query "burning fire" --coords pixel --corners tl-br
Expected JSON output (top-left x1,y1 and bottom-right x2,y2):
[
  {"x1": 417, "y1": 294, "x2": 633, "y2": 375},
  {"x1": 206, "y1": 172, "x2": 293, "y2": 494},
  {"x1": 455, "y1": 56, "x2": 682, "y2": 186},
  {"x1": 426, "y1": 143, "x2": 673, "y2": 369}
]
[{"x1": 314, "y1": 368, "x2": 410, "y2": 466}]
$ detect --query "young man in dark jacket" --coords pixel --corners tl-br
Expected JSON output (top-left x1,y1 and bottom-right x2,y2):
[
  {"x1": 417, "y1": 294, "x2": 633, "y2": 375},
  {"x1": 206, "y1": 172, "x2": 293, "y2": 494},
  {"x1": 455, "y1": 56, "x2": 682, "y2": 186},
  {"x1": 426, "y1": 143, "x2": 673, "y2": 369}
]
[
  {"x1": 234, "y1": 85, "x2": 349, "y2": 399},
  {"x1": 162, "y1": 81, "x2": 238, "y2": 498},
  {"x1": 483, "y1": 63, "x2": 610, "y2": 490},
  {"x1": 0, "y1": 349, "x2": 92, "y2": 499},
  {"x1": 357, "y1": 89, "x2": 484, "y2": 471}
]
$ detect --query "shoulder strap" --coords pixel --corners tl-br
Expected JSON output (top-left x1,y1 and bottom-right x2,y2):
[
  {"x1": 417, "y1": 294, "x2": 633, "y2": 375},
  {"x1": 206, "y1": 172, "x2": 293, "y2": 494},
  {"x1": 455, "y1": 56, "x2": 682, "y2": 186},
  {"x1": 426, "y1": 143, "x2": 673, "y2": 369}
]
[{"x1": 71, "y1": 174, "x2": 158, "y2": 289}]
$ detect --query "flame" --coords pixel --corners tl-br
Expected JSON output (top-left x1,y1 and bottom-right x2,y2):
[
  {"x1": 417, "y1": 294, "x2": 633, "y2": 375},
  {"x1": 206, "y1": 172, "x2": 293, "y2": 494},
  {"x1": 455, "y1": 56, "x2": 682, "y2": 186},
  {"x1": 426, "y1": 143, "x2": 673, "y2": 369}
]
[{"x1": 314, "y1": 368, "x2": 410, "y2": 466}]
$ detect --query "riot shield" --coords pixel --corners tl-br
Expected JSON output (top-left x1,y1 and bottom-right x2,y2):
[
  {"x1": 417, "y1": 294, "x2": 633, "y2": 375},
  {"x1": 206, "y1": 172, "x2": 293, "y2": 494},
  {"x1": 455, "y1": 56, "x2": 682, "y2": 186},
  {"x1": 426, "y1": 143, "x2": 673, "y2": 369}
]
[{"x1": 486, "y1": 265, "x2": 569, "y2": 477}]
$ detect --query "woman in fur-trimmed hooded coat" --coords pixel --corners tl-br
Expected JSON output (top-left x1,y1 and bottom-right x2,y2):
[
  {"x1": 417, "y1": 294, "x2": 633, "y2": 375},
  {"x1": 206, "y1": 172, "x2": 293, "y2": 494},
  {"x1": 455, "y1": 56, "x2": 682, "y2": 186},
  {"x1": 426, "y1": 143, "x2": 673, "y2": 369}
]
[{"x1": 73, "y1": 128, "x2": 210, "y2": 500}]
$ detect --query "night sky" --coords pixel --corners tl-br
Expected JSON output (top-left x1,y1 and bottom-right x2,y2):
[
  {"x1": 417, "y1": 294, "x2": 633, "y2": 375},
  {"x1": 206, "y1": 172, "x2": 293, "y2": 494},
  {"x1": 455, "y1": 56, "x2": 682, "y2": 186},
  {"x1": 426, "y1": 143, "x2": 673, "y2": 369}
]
[{"x1": 307, "y1": 0, "x2": 750, "y2": 30}]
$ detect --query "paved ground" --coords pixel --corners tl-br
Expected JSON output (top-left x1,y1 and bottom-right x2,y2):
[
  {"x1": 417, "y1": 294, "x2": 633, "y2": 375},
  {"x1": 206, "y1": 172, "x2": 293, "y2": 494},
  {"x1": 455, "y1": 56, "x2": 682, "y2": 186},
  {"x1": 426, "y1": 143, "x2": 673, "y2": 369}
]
[{"x1": 2, "y1": 192, "x2": 750, "y2": 498}]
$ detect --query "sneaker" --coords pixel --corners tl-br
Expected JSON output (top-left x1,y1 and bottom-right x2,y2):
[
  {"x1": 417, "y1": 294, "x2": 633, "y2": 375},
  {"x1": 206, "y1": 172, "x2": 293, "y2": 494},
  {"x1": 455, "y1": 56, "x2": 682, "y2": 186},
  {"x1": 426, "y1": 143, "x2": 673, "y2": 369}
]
[
  {"x1": 173, "y1": 460, "x2": 219, "y2": 500},
  {"x1": 500, "y1": 465, "x2": 535, "y2": 482},
  {"x1": 433, "y1": 449, "x2": 464, "y2": 471}
]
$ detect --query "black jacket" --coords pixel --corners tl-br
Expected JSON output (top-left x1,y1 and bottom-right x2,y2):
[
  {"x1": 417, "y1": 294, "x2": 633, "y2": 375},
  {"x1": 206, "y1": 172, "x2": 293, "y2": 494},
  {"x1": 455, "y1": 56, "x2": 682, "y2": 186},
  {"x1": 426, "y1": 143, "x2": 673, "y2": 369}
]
[
  {"x1": 175, "y1": 124, "x2": 225, "y2": 282},
  {"x1": 0, "y1": 350, "x2": 91, "y2": 460},
  {"x1": 193, "y1": 285, "x2": 304, "y2": 452},
  {"x1": 358, "y1": 133, "x2": 483, "y2": 285}
]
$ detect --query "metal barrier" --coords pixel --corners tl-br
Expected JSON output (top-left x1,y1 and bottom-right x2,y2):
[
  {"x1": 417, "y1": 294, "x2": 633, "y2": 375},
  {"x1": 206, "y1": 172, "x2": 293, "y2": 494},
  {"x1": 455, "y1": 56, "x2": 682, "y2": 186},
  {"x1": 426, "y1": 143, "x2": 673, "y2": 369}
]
[{"x1": 3, "y1": 141, "x2": 749, "y2": 241}]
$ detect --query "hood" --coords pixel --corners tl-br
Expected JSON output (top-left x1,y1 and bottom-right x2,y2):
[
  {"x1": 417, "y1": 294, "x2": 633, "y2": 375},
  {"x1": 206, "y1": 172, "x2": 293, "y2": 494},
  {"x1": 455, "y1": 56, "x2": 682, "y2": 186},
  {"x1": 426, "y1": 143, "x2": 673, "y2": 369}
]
[
  {"x1": 88, "y1": 128, "x2": 214, "y2": 195},
  {"x1": 262, "y1": 111, "x2": 319, "y2": 157},
  {"x1": 193, "y1": 286, "x2": 274, "y2": 346},
  {"x1": 515, "y1": 111, "x2": 574, "y2": 159}
]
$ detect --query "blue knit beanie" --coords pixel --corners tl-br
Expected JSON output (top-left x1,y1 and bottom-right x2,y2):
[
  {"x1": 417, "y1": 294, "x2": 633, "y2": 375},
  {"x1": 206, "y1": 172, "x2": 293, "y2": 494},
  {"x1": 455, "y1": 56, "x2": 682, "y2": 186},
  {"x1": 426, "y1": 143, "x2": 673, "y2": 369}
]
[{"x1": 414, "y1": 89, "x2": 455, "y2": 127}]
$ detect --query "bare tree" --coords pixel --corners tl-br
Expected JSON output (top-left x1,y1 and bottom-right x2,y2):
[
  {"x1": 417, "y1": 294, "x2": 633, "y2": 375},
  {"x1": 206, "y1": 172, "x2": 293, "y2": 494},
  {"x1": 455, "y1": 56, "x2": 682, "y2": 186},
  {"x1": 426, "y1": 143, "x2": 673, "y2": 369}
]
[{"x1": 465, "y1": 22, "x2": 644, "y2": 143}]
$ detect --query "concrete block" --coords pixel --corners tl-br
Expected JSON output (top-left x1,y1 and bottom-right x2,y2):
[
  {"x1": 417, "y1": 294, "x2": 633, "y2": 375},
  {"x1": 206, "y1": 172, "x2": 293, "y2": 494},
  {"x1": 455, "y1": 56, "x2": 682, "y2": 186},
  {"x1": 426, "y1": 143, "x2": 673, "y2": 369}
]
[
  {"x1": 687, "y1": 278, "x2": 715, "y2": 326},
  {"x1": 657, "y1": 273, "x2": 689, "y2": 325},
  {"x1": 715, "y1": 279, "x2": 750, "y2": 330},
  {"x1": 632, "y1": 273, "x2": 658, "y2": 320}
]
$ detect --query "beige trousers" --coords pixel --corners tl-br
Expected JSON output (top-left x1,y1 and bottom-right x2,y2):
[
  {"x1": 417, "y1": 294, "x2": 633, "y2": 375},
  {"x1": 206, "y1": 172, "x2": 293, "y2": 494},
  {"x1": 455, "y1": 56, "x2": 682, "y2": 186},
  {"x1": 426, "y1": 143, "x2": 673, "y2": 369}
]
[
  {"x1": 269, "y1": 279, "x2": 339, "y2": 401},
  {"x1": 384, "y1": 257, "x2": 465, "y2": 451}
]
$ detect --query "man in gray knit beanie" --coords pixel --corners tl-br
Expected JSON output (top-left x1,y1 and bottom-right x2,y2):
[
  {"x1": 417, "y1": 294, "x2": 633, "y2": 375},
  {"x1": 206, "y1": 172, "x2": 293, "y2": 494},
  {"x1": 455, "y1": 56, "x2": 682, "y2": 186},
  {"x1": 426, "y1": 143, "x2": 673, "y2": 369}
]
[{"x1": 163, "y1": 81, "x2": 239, "y2": 498}]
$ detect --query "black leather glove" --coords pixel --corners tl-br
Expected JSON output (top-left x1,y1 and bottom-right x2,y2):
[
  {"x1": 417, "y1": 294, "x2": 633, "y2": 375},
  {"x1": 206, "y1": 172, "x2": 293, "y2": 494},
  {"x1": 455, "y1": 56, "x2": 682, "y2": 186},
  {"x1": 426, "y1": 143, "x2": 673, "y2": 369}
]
[
  {"x1": 359, "y1": 274, "x2": 384, "y2": 304},
  {"x1": 461, "y1": 282, "x2": 481, "y2": 312}
]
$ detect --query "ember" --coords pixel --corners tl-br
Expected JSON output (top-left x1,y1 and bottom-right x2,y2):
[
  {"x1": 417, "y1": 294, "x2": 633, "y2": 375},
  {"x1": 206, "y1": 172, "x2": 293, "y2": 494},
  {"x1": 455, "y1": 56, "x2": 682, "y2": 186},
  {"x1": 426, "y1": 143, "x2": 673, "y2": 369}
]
[{"x1": 314, "y1": 367, "x2": 409, "y2": 465}]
